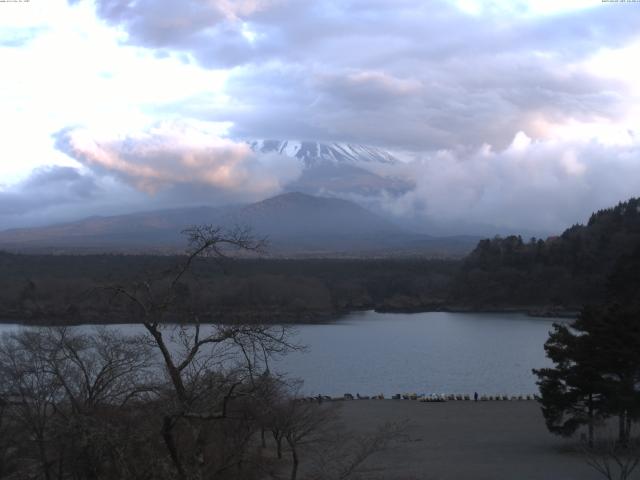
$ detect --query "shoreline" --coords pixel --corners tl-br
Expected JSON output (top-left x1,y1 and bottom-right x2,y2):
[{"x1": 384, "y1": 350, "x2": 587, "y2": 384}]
[
  {"x1": 0, "y1": 305, "x2": 577, "y2": 327},
  {"x1": 373, "y1": 305, "x2": 579, "y2": 318}
]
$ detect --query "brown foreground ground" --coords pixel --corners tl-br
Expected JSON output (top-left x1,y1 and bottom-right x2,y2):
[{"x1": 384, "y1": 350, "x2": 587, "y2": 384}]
[{"x1": 332, "y1": 399, "x2": 601, "y2": 480}]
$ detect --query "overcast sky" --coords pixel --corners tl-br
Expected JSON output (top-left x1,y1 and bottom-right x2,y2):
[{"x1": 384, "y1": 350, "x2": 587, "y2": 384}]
[{"x1": 1, "y1": 0, "x2": 640, "y2": 233}]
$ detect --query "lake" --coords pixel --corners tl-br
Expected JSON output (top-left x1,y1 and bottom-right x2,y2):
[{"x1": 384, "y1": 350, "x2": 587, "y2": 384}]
[{"x1": 0, "y1": 311, "x2": 563, "y2": 397}]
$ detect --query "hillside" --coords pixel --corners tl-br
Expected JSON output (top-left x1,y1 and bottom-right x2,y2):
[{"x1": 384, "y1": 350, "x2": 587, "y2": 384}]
[
  {"x1": 452, "y1": 197, "x2": 640, "y2": 309},
  {"x1": 0, "y1": 192, "x2": 477, "y2": 257}
]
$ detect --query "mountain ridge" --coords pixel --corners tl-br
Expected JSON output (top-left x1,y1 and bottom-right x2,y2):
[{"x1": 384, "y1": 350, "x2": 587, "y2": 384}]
[
  {"x1": 0, "y1": 192, "x2": 478, "y2": 257},
  {"x1": 247, "y1": 140, "x2": 400, "y2": 167}
]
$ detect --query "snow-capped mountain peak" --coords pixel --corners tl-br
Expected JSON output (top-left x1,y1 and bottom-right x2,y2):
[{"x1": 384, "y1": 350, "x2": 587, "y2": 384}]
[{"x1": 247, "y1": 140, "x2": 400, "y2": 167}]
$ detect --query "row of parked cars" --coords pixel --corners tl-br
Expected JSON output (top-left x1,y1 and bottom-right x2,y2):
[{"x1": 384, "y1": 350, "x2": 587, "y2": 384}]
[
  {"x1": 298, "y1": 393, "x2": 536, "y2": 402},
  {"x1": 390, "y1": 393, "x2": 535, "y2": 401}
]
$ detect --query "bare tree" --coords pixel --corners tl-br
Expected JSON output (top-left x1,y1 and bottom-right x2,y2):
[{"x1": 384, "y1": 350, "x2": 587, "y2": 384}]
[
  {"x1": 283, "y1": 401, "x2": 337, "y2": 480},
  {"x1": 0, "y1": 225, "x2": 399, "y2": 480},
  {"x1": 261, "y1": 389, "x2": 406, "y2": 480},
  {"x1": 40, "y1": 327, "x2": 159, "y2": 480},
  {"x1": 307, "y1": 421, "x2": 407, "y2": 480},
  {"x1": 0, "y1": 327, "x2": 167, "y2": 480},
  {"x1": 104, "y1": 225, "x2": 301, "y2": 479},
  {"x1": 258, "y1": 387, "x2": 339, "y2": 480},
  {"x1": 37, "y1": 327, "x2": 157, "y2": 412},
  {"x1": 0, "y1": 330, "x2": 61, "y2": 480}
]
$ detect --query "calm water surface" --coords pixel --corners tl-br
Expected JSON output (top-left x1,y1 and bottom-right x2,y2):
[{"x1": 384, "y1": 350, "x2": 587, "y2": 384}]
[
  {"x1": 275, "y1": 311, "x2": 562, "y2": 396},
  {"x1": 0, "y1": 311, "x2": 563, "y2": 396}
]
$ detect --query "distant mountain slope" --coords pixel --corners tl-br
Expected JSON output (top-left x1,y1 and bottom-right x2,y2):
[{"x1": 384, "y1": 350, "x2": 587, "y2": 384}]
[
  {"x1": 0, "y1": 206, "x2": 228, "y2": 248},
  {"x1": 236, "y1": 192, "x2": 396, "y2": 237},
  {"x1": 0, "y1": 192, "x2": 478, "y2": 256}
]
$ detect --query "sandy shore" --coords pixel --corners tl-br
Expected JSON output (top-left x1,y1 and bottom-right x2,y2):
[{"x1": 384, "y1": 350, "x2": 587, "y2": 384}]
[{"x1": 333, "y1": 399, "x2": 601, "y2": 480}]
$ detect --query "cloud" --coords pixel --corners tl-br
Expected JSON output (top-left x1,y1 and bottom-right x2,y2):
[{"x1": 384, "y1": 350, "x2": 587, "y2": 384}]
[
  {"x1": 376, "y1": 132, "x2": 640, "y2": 234},
  {"x1": 3, "y1": 0, "x2": 639, "y2": 235},
  {"x1": 83, "y1": 0, "x2": 283, "y2": 67},
  {"x1": 4, "y1": 128, "x2": 640, "y2": 236},
  {"x1": 55, "y1": 121, "x2": 303, "y2": 202},
  {"x1": 216, "y1": 59, "x2": 627, "y2": 152},
  {"x1": 89, "y1": 0, "x2": 636, "y2": 151},
  {"x1": 84, "y1": 1, "x2": 640, "y2": 68},
  {"x1": 0, "y1": 166, "x2": 102, "y2": 228},
  {"x1": 0, "y1": 27, "x2": 47, "y2": 47},
  {"x1": 1, "y1": 119, "x2": 304, "y2": 230}
]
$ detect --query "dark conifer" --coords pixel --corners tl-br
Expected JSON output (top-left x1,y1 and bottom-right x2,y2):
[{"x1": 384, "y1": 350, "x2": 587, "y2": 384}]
[{"x1": 534, "y1": 303, "x2": 640, "y2": 446}]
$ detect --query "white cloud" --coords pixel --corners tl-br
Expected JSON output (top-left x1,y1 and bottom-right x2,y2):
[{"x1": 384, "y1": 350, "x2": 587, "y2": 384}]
[
  {"x1": 380, "y1": 132, "x2": 640, "y2": 233},
  {"x1": 451, "y1": 0, "x2": 602, "y2": 17},
  {"x1": 0, "y1": 0, "x2": 229, "y2": 183},
  {"x1": 57, "y1": 120, "x2": 302, "y2": 200}
]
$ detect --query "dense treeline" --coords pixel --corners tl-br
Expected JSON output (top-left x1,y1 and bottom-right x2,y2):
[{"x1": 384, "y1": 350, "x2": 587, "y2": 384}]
[
  {"x1": 0, "y1": 255, "x2": 458, "y2": 324},
  {"x1": 2, "y1": 197, "x2": 640, "y2": 324},
  {"x1": 453, "y1": 198, "x2": 640, "y2": 310}
]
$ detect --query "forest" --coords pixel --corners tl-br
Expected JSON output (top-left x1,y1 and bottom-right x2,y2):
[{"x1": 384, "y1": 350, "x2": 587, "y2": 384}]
[
  {"x1": 1, "y1": 197, "x2": 639, "y2": 325},
  {"x1": 453, "y1": 197, "x2": 640, "y2": 309}
]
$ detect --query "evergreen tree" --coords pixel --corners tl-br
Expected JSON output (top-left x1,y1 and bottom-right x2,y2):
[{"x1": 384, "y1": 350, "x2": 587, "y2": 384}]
[
  {"x1": 534, "y1": 303, "x2": 640, "y2": 446},
  {"x1": 533, "y1": 315, "x2": 605, "y2": 447},
  {"x1": 582, "y1": 304, "x2": 640, "y2": 445}
]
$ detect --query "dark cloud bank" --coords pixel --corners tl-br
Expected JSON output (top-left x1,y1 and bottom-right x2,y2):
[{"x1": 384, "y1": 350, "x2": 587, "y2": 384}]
[{"x1": 85, "y1": 0, "x2": 639, "y2": 150}]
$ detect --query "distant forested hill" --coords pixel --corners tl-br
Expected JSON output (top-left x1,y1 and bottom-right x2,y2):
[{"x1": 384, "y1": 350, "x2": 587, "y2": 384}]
[
  {"x1": 0, "y1": 254, "x2": 458, "y2": 324},
  {"x1": 1, "y1": 197, "x2": 639, "y2": 324},
  {"x1": 452, "y1": 198, "x2": 640, "y2": 309}
]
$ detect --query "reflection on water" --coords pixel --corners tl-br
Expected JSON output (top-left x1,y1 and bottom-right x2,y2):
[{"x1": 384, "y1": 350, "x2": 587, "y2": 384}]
[{"x1": 0, "y1": 311, "x2": 563, "y2": 396}]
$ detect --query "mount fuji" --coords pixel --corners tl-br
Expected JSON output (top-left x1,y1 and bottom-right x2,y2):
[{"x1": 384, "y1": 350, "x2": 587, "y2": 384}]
[
  {"x1": 248, "y1": 140, "x2": 413, "y2": 196},
  {"x1": 248, "y1": 140, "x2": 400, "y2": 167}
]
